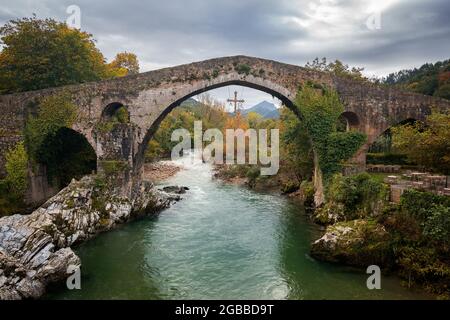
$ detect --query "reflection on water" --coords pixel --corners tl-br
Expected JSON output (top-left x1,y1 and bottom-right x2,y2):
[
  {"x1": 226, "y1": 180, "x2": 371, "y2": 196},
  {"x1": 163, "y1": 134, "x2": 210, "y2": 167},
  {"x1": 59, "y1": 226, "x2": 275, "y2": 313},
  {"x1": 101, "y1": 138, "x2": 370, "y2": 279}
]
[{"x1": 45, "y1": 153, "x2": 431, "y2": 300}]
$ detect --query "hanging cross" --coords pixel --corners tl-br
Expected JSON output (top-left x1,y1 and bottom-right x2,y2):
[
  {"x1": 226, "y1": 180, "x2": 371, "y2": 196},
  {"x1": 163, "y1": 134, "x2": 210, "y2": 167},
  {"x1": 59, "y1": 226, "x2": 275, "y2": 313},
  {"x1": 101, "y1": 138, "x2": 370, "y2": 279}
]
[{"x1": 227, "y1": 91, "x2": 244, "y2": 114}]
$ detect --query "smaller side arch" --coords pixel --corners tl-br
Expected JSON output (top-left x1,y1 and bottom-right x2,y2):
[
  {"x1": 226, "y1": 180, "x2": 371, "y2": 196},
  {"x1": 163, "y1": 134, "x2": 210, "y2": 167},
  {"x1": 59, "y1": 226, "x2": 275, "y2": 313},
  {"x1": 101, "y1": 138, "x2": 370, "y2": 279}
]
[
  {"x1": 338, "y1": 111, "x2": 360, "y2": 131},
  {"x1": 101, "y1": 102, "x2": 130, "y2": 122},
  {"x1": 367, "y1": 118, "x2": 419, "y2": 154}
]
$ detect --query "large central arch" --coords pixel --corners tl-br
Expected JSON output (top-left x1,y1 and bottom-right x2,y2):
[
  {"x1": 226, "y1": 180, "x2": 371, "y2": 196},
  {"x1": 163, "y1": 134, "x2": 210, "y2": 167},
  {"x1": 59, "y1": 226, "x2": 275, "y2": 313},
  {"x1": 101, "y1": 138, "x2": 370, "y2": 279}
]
[{"x1": 133, "y1": 78, "x2": 298, "y2": 173}]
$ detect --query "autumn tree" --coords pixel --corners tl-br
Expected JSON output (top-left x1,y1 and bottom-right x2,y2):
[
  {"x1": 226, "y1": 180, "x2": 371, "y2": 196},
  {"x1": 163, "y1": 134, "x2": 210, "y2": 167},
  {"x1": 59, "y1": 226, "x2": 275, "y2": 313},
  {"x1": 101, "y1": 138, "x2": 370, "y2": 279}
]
[
  {"x1": 246, "y1": 112, "x2": 263, "y2": 128},
  {"x1": 108, "y1": 52, "x2": 140, "y2": 77},
  {"x1": 0, "y1": 16, "x2": 142, "y2": 93},
  {"x1": 0, "y1": 16, "x2": 109, "y2": 93}
]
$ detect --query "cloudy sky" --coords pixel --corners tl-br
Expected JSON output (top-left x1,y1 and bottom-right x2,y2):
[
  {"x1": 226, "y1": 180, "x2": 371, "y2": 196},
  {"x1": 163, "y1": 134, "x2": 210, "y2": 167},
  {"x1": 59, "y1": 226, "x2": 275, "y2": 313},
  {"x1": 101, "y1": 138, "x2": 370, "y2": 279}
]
[{"x1": 1, "y1": 0, "x2": 449, "y2": 109}]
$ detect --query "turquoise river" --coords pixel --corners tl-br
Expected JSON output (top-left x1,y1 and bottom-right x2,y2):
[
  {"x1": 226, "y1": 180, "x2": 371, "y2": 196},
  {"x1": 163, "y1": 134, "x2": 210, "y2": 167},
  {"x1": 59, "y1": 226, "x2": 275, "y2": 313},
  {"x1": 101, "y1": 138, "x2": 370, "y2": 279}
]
[{"x1": 45, "y1": 155, "x2": 430, "y2": 300}]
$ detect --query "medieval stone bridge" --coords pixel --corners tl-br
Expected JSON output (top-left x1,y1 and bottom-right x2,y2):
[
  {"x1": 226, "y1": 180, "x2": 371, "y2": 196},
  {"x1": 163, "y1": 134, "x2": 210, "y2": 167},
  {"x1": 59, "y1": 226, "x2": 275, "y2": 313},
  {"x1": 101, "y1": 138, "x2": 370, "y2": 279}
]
[{"x1": 1, "y1": 55, "x2": 449, "y2": 202}]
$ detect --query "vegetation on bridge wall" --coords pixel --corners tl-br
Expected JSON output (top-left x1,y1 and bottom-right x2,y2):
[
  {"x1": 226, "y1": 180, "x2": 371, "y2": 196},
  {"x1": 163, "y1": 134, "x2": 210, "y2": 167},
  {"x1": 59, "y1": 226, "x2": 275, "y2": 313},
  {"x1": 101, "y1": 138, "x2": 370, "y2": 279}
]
[
  {"x1": 0, "y1": 142, "x2": 28, "y2": 216},
  {"x1": 24, "y1": 93, "x2": 77, "y2": 159},
  {"x1": 95, "y1": 105, "x2": 131, "y2": 133},
  {"x1": 294, "y1": 84, "x2": 366, "y2": 180},
  {"x1": 24, "y1": 92, "x2": 96, "y2": 189},
  {"x1": 293, "y1": 84, "x2": 366, "y2": 205}
]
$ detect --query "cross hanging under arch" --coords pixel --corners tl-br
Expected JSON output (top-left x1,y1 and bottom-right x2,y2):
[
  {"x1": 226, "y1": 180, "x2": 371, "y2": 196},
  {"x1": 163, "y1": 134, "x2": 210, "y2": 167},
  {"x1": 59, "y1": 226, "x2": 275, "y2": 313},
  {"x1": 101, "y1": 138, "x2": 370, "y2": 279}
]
[{"x1": 227, "y1": 91, "x2": 245, "y2": 114}]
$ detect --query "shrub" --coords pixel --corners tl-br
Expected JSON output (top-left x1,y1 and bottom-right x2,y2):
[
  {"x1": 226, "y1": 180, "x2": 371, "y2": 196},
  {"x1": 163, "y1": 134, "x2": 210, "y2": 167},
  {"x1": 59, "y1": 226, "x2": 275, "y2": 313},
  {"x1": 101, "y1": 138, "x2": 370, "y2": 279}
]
[
  {"x1": 0, "y1": 141, "x2": 30, "y2": 216},
  {"x1": 367, "y1": 153, "x2": 410, "y2": 165},
  {"x1": 115, "y1": 106, "x2": 129, "y2": 123},
  {"x1": 396, "y1": 246, "x2": 450, "y2": 295},
  {"x1": 281, "y1": 181, "x2": 300, "y2": 194},
  {"x1": 325, "y1": 172, "x2": 388, "y2": 219},
  {"x1": 235, "y1": 64, "x2": 251, "y2": 75},
  {"x1": 400, "y1": 189, "x2": 450, "y2": 222},
  {"x1": 300, "y1": 180, "x2": 315, "y2": 207},
  {"x1": 422, "y1": 205, "x2": 450, "y2": 245},
  {"x1": 5, "y1": 142, "x2": 28, "y2": 196},
  {"x1": 245, "y1": 166, "x2": 260, "y2": 187}
]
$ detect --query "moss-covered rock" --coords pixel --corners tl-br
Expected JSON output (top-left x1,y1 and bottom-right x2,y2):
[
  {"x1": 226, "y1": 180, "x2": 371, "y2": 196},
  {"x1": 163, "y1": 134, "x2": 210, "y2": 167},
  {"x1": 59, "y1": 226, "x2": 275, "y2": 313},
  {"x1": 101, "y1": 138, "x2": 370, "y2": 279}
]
[
  {"x1": 313, "y1": 202, "x2": 347, "y2": 225},
  {"x1": 311, "y1": 219, "x2": 393, "y2": 267}
]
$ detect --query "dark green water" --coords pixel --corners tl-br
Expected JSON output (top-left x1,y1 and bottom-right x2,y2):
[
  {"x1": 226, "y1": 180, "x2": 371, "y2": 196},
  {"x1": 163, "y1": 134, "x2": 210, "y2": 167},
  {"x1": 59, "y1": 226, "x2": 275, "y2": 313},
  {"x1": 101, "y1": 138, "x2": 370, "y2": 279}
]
[{"x1": 46, "y1": 156, "x2": 430, "y2": 300}]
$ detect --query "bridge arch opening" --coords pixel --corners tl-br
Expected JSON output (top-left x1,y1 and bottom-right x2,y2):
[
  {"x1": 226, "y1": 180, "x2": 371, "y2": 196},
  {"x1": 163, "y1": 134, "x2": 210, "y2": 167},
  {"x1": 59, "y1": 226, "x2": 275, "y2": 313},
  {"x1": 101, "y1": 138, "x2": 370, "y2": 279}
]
[
  {"x1": 337, "y1": 111, "x2": 360, "y2": 132},
  {"x1": 35, "y1": 127, "x2": 97, "y2": 189},
  {"x1": 135, "y1": 80, "x2": 298, "y2": 171},
  {"x1": 101, "y1": 102, "x2": 130, "y2": 123},
  {"x1": 367, "y1": 118, "x2": 419, "y2": 165}
]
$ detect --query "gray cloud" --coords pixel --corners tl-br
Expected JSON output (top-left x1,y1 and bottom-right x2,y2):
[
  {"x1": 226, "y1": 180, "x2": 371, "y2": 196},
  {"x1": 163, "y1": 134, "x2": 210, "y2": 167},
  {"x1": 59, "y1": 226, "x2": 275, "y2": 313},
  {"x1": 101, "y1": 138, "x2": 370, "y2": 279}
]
[{"x1": 0, "y1": 0, "x2": 449, "y2": 104}]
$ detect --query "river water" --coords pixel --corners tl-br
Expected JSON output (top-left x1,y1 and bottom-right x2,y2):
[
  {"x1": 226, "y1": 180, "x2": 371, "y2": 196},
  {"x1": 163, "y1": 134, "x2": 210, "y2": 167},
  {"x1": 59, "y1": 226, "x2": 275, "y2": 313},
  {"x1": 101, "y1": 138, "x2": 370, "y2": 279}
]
[{"x1": 46, "y1": 154, "x2": 430, "y2": 300}]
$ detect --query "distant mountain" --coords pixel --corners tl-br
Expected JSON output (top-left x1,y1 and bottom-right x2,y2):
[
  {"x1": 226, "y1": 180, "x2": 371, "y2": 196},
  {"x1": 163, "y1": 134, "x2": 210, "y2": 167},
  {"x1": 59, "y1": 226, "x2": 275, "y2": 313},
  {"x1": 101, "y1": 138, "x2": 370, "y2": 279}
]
[
  {"x1": 180, "y1": 97, "x2": 203, "y2": 108},
  {"x1": 241, "y1": 101, "x2": 279, "y2": 119},
  {"x1": 182, "y1": 98, "x2": 280, "y2": 119}
]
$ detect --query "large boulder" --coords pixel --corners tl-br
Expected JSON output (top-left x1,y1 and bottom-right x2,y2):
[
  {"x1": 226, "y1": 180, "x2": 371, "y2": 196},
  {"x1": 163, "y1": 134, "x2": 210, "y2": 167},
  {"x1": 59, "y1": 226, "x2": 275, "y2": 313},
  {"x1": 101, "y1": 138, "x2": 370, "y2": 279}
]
[
  {"x1": 310, "y1": 219, "x2": 394, "y2": 268},
  {"x1": 0, "y1": 175, "x2": 177, "y2": 299}
]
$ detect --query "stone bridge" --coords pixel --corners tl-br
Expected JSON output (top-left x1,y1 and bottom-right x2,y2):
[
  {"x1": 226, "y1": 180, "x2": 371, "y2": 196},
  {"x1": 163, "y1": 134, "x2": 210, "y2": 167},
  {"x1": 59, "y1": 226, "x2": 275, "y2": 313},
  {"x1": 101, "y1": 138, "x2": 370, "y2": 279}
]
[{"x1": 1, "y1": 55, "x2": 449, "y2": 202}]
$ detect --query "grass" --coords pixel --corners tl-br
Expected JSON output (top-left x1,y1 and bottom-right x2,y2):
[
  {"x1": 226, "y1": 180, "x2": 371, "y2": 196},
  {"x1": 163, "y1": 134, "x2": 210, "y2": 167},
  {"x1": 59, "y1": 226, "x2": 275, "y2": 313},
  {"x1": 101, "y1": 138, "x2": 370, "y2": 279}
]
[{"x1": 368, "y1": 172, "x2": 391, "y2": 184}]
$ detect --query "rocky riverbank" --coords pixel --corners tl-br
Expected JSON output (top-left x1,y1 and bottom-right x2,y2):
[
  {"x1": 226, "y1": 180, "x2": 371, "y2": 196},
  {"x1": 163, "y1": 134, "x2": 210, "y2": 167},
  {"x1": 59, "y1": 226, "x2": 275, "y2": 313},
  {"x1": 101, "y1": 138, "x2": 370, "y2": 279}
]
[
  {"x1": 0, "y1": 174, "x2": 185, "y2": 299},
  {"x1": 308, "y1": 174, "x2": 450, "y2": 299},
  {"x1": 143, "y1": 162, "x2": 181, "y2": 182}
]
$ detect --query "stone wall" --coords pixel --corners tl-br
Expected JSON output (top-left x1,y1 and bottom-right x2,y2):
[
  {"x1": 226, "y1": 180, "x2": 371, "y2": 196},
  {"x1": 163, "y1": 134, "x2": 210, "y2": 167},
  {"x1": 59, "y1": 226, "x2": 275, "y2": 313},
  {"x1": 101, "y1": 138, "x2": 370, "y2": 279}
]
[{"x1": 0, "y1": 94, "x2": 27, "y2": 177}]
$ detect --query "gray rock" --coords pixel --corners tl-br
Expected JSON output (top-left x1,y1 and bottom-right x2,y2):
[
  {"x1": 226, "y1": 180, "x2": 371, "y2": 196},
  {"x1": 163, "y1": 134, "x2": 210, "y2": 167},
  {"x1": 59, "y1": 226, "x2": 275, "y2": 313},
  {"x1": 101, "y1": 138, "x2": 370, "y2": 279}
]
[
  {"x1": 161, "y1": 185, "x2": 189, "y2": 194},
  {"x1": 0, "y1": 175, "x2": 173, "y2": 299}
]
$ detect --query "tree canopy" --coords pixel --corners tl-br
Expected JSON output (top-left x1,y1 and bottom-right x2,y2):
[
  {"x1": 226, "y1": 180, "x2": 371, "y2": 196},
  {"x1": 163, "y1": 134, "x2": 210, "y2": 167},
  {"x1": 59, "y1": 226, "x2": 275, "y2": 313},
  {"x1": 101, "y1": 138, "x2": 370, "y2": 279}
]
[
  {"x1": 382, "y1": 59, "x2": 450, "y2": 100},
  {"x1": 108, "y1": 52, "x2": 140, "y2": 76},
  {"x1": 305, "y1": 57, "x2": 367, "y2": 81},
  {"x1": 0, "y1": 16, "x2": 140, "y2": 93},
  {"x1": 391, "y1": 111, "x2": 450, "y2": 174}
]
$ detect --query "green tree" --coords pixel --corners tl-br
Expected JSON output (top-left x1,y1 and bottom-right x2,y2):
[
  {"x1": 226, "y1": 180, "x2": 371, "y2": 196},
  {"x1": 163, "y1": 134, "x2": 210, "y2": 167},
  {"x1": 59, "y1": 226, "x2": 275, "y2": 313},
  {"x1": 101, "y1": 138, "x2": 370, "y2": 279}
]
[
  {"x1": 279, "y1": 107, "x2": 313, "y2": 183},
  {"x1": 383, "y1": 59, "x2": 450, "y2": 100},
  {"x1": 24, "y1": 92, "x2": 96, "y2": 187},
  {"x1": 0, "y1": 16, "x2": 109, "y2": 93},
  {"x1": 391, "y1": 111, "x2": 450, "y2": 174},
  {"x1": 24, "y1": 92, "x2": 77, "y2": 162},
  {"x1": 305, "y1": 57, "x2": 366, "y2": 81}
]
